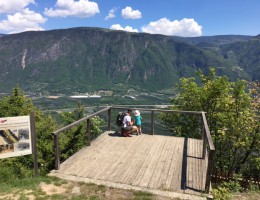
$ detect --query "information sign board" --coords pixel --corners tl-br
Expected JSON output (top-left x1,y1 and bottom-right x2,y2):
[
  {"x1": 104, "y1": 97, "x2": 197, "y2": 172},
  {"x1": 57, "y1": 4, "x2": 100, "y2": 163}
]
[{"x1": 0, "y1": 116, "x2": 32, "y2": 159}]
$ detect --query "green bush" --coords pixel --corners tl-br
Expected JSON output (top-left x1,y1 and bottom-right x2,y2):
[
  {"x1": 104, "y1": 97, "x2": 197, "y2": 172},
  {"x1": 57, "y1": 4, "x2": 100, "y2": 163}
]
[
  {"x1": 212, "y1": 186, "x2": 232, "y2": 200},
  {"x1": 221, "y1": 181, "x2": 242, "y2": 192}
]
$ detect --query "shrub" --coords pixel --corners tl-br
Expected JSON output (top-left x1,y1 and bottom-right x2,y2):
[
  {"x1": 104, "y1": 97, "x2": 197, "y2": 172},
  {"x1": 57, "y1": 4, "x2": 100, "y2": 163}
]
[{"x1": 213, "y1": 186, "x2": 232, "y2": 200}]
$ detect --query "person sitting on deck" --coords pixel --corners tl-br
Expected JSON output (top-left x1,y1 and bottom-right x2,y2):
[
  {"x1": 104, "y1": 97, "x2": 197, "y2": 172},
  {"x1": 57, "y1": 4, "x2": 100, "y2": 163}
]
[{"x1": 122, "y1": 109, "x2": 138, "y2": 137}]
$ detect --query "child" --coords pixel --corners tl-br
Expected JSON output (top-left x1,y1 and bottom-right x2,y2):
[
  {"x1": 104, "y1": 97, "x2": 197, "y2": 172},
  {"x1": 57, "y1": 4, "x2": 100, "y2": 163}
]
[{"x1": 134, "y1": 110, "x2": 142, "y2": 135}]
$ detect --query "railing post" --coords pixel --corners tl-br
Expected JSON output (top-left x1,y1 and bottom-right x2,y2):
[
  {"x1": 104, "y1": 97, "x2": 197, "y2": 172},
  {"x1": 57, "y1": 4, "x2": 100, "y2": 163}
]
[
  {"x1": 108, "y1": 108, "x2": 112, "y2": 131},
  {"x1": 151, "y1": 110, "x2": 154, "y2": 135},
  {"x1": 201, "y1": 113, "x2": 204, "y2": 140},
  {"x1": 87, "y1": 118, "x2": 91, "y2": 146},
  {"x1": 202, "y1": 133, "x2": 206, "y2": 159},
  {"x1": 205, "y1": 150, "x2": 215, "y2": 193},
  {"x1": 201, "y1": 113, "x2": 207, "y2": 159},
  {"x1": 54, "y1": 133, "x2": 60, "y2": 170}
]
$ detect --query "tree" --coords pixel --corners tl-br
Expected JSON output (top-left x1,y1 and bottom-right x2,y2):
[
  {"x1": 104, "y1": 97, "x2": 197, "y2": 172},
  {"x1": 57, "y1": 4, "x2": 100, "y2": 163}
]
[
  {"x1": 0, "y1": 88, "x2": 105, "y2": 175},
  {"x1": 161, "y1": 68, "x2": 260, "y2": 178},
  {"x1": 0, "y1": 86, "x2": 34, "y2": 117},
  {"x1": 0, "y1": 86, "x2": 57, "y2": 174},
  {"x1": 59, "y1": 102, "x2": 104, "y2": 161}
]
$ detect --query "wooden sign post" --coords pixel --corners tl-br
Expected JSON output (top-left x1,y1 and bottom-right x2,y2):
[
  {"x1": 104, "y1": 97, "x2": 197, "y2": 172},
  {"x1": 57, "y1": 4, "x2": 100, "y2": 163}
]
[{"x1": 30, "y1": 111, "x2": 38, "y2": 176}]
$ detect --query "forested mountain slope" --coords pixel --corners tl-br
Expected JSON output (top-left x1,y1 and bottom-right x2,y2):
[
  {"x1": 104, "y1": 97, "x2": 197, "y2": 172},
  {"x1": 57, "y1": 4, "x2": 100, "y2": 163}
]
[{"x1": 0, "y1": 27, "x2": 258, "y2": 93}]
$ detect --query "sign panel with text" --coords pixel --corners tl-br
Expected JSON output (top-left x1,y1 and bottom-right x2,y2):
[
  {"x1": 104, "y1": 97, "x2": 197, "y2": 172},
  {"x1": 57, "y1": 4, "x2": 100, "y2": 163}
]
[{"x1": 0, "y1": 116, "x2": 32, "y2": 159}]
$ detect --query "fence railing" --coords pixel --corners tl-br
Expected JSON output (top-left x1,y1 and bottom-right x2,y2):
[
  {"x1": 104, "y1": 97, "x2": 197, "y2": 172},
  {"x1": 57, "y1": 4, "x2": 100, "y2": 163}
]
[
  {"x1": 52, "y1": 106, "x2": 215, "y2": 193},
  {"x1": 53, "y1": 107, "x2": 112, "y2": 170},
  {"x1": 201, "y1": 112, "x2": 215, "y2": 193}
]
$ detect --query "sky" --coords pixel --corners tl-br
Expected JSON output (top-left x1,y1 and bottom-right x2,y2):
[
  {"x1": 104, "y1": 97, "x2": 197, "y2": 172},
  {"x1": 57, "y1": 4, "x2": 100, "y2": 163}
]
[{"x1": 0, "y1": 0, "x2": 260, "y2": 36}]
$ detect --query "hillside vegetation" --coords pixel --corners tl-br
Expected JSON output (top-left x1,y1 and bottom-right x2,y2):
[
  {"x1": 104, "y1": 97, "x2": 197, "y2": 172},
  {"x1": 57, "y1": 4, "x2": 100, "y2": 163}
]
[{"x1": 0, "y1": 27, "x2": 259, "y2": 94}]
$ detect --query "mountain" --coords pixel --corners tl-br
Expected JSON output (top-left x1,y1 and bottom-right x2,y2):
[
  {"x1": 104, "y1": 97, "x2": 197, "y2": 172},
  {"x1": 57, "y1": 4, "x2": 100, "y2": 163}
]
[
  {"x1": 172, "y1": 35, "x2": 252, "y2": 46},
  {"x1": 218, "y1": 35, "x2": 260, "y2": 81},
  {"x1": 0, "y1": 27, "x2": 259, "y2": 94}
]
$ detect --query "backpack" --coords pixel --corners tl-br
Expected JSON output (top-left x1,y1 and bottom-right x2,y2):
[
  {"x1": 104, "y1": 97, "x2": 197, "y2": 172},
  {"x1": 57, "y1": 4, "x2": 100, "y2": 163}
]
[{"x1": 116, "y1": 112, "x2": 127, "y2": 126}]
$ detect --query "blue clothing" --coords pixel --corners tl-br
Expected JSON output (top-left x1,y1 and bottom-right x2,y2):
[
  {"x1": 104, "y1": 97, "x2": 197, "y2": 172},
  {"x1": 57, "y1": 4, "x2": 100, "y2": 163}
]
[{"x1": 134, "y1": 115, "x2": 142, "y2": 126}]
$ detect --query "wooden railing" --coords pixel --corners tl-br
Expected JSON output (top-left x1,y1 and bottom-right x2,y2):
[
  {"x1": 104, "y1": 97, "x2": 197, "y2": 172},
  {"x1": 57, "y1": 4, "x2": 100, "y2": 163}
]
[
  {"x1": 53, "y1": 107, "x2": 112, "y2": 170},
  {"x1": 201, "y1": 112, "x2": 215, "y2": 193},
  {"x1": 52, "y1": 106, "x2": 215, "y2": 193}
]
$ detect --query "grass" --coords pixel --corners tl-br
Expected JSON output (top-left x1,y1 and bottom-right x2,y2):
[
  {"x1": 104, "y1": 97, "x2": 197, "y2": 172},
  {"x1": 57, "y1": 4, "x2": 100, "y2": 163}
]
[
  {"x1": 132, "y1": 191, "x2": 154, "y2": 200},
  {"x1": 0, "y1": 172, "x2": 179, "y2": 200},
  {"x1": 1, "y1": 170, "x2": 259, "y2": 200}
]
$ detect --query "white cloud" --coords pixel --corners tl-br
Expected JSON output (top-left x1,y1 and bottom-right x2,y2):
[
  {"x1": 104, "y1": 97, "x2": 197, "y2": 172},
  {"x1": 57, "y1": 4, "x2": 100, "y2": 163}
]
[
  {"x1": 121, "y1": 6, "x2": 142, "y2": 19},
  {"x1": 142, "y1": 18, "x2": 202, "y2": 37},
  {"x1": 0, "y1": 8, "x2": 47, "y2": 33},
  {"x1": 0, "y1": 0, "x2": 35, "y2": 14},
  {"x1": 110, "y1": 24, "x2": 138, "y2": 33},
  {"x1": 44, "y1": 0, "x2": 99, "y2": 18},
  {"x1": 105, "y1": 8, "x2": 116, "y2": 20}
]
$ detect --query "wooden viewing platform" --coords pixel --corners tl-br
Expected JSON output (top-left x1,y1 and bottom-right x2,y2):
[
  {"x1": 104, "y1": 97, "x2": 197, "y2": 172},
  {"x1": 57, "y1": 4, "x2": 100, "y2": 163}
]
[{"x1": 50, "y1": 107, "x2": 214, "y2": 199}]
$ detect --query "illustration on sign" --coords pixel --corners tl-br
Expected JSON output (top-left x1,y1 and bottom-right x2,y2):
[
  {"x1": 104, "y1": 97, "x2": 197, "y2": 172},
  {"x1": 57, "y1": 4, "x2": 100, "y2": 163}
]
[{"x1": 0, "y1": 116, "x2": 32, "y2": 159}]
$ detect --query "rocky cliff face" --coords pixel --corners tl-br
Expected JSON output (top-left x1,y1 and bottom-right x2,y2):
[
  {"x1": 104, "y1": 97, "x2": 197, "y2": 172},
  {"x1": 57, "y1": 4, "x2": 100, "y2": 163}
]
[{"x1": 0, "y1": 27, "x2": 258, "y2": 93}]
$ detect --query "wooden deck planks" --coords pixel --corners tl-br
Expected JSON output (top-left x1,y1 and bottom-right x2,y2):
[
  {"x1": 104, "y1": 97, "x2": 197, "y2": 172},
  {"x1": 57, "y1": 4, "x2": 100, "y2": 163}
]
[
  {"x1": 169, "y1": 138, "x2": 185, "y2": 191},
  {"x1": 138, "y1": 136, "x2": 168, "y2": 188},
  {"x1": 120, "y1": 134, "x2": 158, "y2": 185},
  {"x1": 99, "y1": 134, "x2": 145, "y2": 182},
  {"x1": 60, "y1": 132, "x2": 114, "y2": 174},
  {"x1": 55, "y1": 132, "x2": 207, "y2": 194},
  {"x1": 148, "y1": 136, "x2": 174, "y2": 189},
  {"x1": 158, "y1": 136, "x2": 178, "y2": 190},
  {"x1": 69, "y1": 135, "x2": 119, "y2": 175},
  {"x1": 77, "y1": 135, "x2": 127, "y2": 177},
  {"x1": 186, "y1": 138, "x2": 207, "y2": 192},
  {"x1": 187, "y1": 138, "x2": 196, "y2": 190},
  {"x1": 131, "y1": 135, "x2": 165, "y2": 187}
]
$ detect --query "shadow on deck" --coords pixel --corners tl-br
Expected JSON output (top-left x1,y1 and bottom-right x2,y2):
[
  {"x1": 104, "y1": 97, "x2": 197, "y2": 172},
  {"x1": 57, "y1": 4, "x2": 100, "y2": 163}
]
[{"x1": 50, "y1": 131, "x2": 208, "y2": 199}]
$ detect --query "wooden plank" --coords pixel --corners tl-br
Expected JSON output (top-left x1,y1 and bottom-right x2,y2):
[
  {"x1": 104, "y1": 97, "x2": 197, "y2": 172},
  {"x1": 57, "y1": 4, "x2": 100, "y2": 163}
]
[
  {"x1": 60, "y1": 132, "x2": 110, "y2": 171},
  {"x1": 95, "y1": 134, "x2": 145, "y2": 181},
  {"x1": 194, "y1": 139, "x2": 199, "y2": 190},
  {"x1": 138, "y1": 136, "x2": 168, "y2": 187},
  {"x1": 116, "y1": 135, "x2": 154, "y2": 183},
  {"x1": 164, "y1": 137, "x2": 181, "y2": 189},
  {"x1": 186, "y1": 138, "x2": 193, "y2": 190},
  {"x1": 198, "y1": 140, "x2": 204, "y2": 191},
  {"x1": 85, "y1": 138, "x2": 126, "y2": 178},
  {"x1": 148, "y1": 136, "x2": 173, "y2": 189},
  {"x1": 196, "y1": 139, "x2": 204, "y2": 191},
  {"x1": 106, "y1": 135, "x2": 150, "y2": 183},
  {"x1": 67, "y1": 133, "x2": 121, "y2": 176},
  {"x1": 197, "y1": 139, "x2": 203, "y2": 191},
  {"x1": 63, "y1": 134, "x2": 114, "y2": 174},
  {"x1": 191, "y1": 139, "x2": 197, "y2": 190},
  {"x1": 157, "y1": 136, "x2": 178, "y2": 189},
  {"x1": 121, "y1": 135, "x2": 158, "y2": 185},
  {"x1": 79, "y1": 136, "x2": 128, "y2": 178},
  {"x1": 131, "y1": 135, "x2": 165, "y2": 186},
  {"x1": 169, "y1": 137, "x2": 185, "y2": 191},
  {"x1": 186, "y1": 138, "x2": 205, "y2": 192}
]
